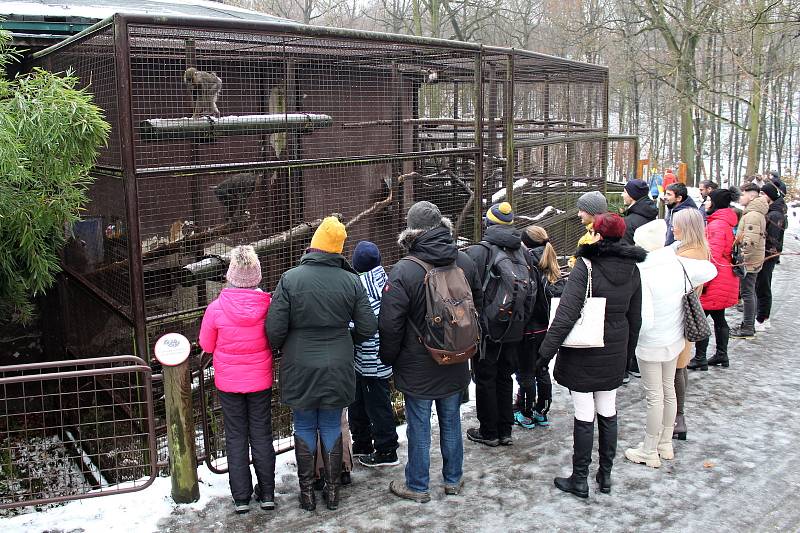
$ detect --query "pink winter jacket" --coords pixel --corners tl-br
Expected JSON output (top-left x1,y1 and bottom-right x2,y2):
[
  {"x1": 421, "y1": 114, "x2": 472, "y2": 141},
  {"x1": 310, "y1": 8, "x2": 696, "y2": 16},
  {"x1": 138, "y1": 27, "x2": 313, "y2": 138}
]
[
  {"x1": 199, "y1": 288, "x2": 273, "y2": 393},
  {"x1": 700, "y1": 208, "x2": 740, "y2": 311}
]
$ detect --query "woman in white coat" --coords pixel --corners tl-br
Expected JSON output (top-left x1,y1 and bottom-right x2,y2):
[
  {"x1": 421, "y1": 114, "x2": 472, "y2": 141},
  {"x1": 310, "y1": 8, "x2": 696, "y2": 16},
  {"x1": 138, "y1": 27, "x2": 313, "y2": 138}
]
[{"x1": 625, "y1": 219, "x2": 717, "y2": 468}]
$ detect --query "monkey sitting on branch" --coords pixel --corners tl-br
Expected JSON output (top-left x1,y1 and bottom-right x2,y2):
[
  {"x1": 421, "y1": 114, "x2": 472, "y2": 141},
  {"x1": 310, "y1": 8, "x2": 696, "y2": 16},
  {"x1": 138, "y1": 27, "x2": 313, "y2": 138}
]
[
  {"x1": 183, "y1": 67, "x2": 222, "y2": 118},
  {"x1": 211, "y1": 173, "x2": 259, "y2": 223}
]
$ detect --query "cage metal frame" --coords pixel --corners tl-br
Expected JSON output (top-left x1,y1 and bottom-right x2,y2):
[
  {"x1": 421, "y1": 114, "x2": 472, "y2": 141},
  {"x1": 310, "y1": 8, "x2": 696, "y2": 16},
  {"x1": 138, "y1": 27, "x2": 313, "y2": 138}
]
[{"x1": 32, "y1": 13, "x2": 619, "y2": 362}]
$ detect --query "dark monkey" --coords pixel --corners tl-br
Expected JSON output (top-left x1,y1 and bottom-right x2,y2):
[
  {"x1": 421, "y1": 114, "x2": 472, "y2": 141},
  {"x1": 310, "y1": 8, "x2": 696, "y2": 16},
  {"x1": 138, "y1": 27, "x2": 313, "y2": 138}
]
[
  {"x1": 212, "y1": 173, "x2": 258, "y2": 222},
  {"x1": 183, "y1": 67, "x2": 222, "y2": 118}
]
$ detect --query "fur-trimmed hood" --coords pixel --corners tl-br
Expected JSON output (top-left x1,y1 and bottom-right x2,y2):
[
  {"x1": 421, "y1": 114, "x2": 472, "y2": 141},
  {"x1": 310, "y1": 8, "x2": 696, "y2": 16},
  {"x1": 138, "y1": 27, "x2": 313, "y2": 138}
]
[
  {"x1": 397, "y1": 218, "x2": 459, "y2": 267},
  {"x1": 576, "y1": 239, "x2": 647, "y2": 287},
  {"x1": 398, "y1": 216, "x2": 453, "y2": 250}
]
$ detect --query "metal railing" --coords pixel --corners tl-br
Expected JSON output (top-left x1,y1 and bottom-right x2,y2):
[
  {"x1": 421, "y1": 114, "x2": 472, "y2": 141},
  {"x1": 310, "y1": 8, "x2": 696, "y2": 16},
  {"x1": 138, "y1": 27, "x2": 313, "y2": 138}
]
[{"x1": 0, "y1": 356, "x2": 157, "y2": 510}]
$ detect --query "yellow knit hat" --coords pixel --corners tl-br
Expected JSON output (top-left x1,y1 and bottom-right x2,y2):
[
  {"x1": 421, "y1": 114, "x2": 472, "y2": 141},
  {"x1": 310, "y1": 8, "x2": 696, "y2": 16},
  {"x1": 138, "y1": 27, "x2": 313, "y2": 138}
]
[
  {"x1": 486, "y1": 201, "x2": 514, "y2": 225},
  {"x1": 310, "y1": 216, "x2": 347, "y2": 254}
]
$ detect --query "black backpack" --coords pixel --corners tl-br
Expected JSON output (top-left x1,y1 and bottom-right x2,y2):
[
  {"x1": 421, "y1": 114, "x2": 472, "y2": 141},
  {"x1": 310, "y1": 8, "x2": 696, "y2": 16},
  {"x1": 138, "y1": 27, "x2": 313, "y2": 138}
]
[
  {"x1": 525, "y1": 265, "x2": 551, "y2": 333},
  {"x1": 478, "y1": 242, "x2": 536, "y2": 343}
]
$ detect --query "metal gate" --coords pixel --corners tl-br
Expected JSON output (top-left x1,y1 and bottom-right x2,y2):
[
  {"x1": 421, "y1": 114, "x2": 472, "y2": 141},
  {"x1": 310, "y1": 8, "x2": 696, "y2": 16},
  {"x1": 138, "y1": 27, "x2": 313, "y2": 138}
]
[{"x1": 0, "y1": 356, "x2": 157, "y2": 511}]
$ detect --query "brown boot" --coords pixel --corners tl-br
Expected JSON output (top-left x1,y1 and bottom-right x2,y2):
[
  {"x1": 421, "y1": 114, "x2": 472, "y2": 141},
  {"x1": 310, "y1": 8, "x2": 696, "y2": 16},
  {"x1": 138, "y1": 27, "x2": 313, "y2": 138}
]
[
  {"x1": 294, "y1": 435, "x2": 316, "y2": 511},
  {"x1": 321, "y1": 435, "x2": 343, "y2": 510}
]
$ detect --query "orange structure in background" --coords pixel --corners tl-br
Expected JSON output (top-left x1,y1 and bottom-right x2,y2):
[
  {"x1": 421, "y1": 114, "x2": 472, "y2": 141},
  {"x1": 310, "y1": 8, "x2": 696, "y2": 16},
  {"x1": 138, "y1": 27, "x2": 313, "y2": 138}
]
[
  {"x1": 677, "y1": 162, "x2": 688, "y2": 184},
  {"x1": 637, "y1": 159, "x2": 650, "y2": 179}
]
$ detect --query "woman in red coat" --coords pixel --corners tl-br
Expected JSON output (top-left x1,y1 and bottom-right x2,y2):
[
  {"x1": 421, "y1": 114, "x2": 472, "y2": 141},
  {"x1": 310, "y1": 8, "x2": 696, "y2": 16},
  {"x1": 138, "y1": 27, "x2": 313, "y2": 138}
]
[{"x1": 688, "y1": 188, "x2": 740, "y2": 371}]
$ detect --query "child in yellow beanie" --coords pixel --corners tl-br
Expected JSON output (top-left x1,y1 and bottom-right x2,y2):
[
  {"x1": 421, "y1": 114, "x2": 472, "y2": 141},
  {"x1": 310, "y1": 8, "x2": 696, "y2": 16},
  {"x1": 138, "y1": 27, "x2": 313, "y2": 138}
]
[{"x1": 310, "y1": 216, "x2": 347, "y2": 254}]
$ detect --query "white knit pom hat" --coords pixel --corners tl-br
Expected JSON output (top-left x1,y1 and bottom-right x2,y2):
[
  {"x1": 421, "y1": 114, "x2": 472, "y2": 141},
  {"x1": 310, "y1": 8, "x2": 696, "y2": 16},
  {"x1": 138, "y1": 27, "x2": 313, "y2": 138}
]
[{"x1": 226, "y1": 245, "x2": 262, "y2": 288}]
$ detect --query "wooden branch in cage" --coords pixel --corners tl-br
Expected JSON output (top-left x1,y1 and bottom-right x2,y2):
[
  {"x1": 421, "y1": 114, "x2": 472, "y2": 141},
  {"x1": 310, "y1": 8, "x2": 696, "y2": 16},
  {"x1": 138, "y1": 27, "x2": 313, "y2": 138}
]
[
  {"x1": 453, "y1": 178, "x2": 475, "y2": 239},
  {"x1": 93, "y1": 220, "x2": 246, "y2": 275},
  {"x1": 344, "y1": 172, "x2": 419, "y2": 230},
  {"x1": 250, "y1": 218, "x2": 323, "y2": 254}
]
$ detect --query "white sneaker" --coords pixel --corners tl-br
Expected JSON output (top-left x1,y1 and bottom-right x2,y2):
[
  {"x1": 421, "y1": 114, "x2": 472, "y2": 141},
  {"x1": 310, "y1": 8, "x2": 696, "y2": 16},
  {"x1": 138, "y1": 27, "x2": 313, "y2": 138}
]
[
  {"x1": 755, "y1": 320, "x2": 767, "y2": 332},
  {"x1": 763, "y1": 318, "x2": 771, "y2": 329}
]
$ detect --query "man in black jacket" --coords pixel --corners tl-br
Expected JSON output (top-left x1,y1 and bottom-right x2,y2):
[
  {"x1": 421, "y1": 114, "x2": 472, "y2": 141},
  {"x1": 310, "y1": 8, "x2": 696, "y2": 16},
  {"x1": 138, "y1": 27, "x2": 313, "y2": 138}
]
[
  {"x1": 755, "y1": 182, "x2": 787, "y2": 331},
  {"x1": 621, "y1": 179, "x2": 658, "y2": 246},
  {"x1": 379, "y1": 201, "x2": 482, "y2": 503},
  {"x1": 465, "y1": 202, "x2": 534, "y2": 448}
]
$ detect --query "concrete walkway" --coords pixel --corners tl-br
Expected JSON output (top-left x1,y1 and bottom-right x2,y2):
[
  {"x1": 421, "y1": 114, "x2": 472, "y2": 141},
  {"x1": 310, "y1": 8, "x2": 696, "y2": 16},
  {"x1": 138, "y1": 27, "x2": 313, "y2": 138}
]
[{"x1": 158, "y1": 229, "x2": 800, "y2": 532}]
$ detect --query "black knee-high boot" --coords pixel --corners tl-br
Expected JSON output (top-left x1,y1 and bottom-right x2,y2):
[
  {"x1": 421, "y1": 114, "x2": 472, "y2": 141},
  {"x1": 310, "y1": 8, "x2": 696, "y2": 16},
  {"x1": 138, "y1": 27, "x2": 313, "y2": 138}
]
[
  {"x1": 596, "y1": 414, "x2": 617, "y2": 494},
  {"x1": 321, "y1": 435, "x2": 343, "y2": 510},
  {"x1": 294, "y1": 435, "x2": 316, "y2": 511},
  {"x1": 554, "y1": 418, "x2": 593, "y2": 499}
]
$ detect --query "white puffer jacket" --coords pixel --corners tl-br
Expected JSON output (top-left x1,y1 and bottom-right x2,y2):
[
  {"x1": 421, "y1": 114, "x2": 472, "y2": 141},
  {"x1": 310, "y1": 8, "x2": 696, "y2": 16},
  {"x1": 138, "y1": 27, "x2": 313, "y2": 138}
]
[{"x1": 636, "y1": 246, "x2": 717, "y2": 362}]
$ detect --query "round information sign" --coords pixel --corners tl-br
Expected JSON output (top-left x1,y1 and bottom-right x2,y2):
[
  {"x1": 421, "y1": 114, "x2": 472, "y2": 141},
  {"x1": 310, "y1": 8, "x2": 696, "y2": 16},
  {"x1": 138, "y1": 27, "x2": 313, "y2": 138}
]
[{"x1": 154, "y1": 333, "x2": 191, "y2": 366}]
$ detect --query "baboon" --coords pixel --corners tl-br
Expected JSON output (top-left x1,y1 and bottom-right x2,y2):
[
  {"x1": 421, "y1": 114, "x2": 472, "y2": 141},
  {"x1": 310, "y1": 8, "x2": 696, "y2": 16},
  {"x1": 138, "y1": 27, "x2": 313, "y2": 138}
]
[
  {"x1": 212, "y1": 173, "x2": 258, "y2": 222},
  {"x1": 183, "y1": 67, "x2": 222, "y2": 118}
]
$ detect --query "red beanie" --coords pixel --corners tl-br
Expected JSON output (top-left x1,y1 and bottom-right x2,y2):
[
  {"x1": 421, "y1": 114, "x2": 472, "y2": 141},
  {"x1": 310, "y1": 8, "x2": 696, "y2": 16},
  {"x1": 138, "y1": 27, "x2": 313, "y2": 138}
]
[{"x1": 592, "y1": 213, "x2": 627, "y2": 241}]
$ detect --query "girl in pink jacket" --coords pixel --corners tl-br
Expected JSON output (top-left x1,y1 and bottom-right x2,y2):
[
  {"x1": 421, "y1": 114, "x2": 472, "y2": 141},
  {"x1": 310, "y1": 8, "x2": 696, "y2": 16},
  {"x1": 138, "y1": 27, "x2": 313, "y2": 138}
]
[{"x1": 199, "y1": 245, "x2": 274, "y2": 514}]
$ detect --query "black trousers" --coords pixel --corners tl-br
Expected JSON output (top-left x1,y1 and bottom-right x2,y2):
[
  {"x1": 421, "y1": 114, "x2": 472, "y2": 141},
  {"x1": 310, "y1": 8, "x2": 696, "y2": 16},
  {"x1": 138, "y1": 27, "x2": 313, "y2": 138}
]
[
  {"x1": 756, "y1": 259, "x2": 777, "y2": 322},
  {"x1": 475, "y1": 339, "x2": 518, "y2": 439},
  {"x1": 695, "y1": 309, "x2": 729, "y2": 359},
  {"x1": 348, "y1": 374, "x2": 399, "y2": 454},
  {"x1": 516, "y1": 333, "x2": 552, "y2": 416},
  {"x1": 218, "y1": 388, "x2": 276, "y2": 502}
]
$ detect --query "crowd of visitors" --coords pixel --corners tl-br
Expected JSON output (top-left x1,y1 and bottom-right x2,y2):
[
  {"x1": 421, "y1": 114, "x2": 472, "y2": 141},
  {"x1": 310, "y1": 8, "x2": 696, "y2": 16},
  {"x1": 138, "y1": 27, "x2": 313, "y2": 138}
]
[{"x1": 198, "y1": 169, "x2": 789, "y2": 512}]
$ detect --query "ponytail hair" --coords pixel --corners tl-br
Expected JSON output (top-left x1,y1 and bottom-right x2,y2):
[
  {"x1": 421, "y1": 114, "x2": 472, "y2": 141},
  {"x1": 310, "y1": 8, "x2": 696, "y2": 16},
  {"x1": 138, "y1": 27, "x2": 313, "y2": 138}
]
[{"x1": 524, "y1": 226, "x2": 561, "y2": 283}]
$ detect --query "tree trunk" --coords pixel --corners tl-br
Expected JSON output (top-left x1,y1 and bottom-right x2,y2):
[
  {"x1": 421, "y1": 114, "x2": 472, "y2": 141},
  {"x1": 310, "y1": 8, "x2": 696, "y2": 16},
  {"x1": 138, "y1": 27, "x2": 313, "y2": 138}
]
[{"x1": 745, "y1": 0, "x2": 766, "y2": 175}]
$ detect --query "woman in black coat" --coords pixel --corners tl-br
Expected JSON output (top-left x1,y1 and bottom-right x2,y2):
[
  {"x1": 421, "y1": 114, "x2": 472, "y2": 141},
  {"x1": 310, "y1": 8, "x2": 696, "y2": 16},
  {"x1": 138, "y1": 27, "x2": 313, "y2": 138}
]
[
  {"x1": 538, "y1": 213, "x2": 646, "y2": 498},
  {"x1": 267, "y1": 217, "x2": 377, "y2": 511}
]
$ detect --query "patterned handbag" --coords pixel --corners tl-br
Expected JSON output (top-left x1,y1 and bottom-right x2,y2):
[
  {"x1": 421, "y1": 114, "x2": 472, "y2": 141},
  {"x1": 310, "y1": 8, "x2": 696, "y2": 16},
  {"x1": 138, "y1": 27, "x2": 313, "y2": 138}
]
[
  {"x1": 731, "y1": 244, "x2": 747, "y2": 279},
  {"x1": 679, "y1": 261, "x2": 711, "y2": 342}
]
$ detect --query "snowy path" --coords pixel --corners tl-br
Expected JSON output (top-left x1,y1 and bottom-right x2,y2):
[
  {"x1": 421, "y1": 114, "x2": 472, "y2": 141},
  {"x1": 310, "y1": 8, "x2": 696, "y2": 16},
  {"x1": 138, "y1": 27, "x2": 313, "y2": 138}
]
[
  {"x1": 8, "y1": 229, "x2": 799, "y2": 533},
  {"x1": 155, "y1": 229, "x2": 800, "y2": 532}
]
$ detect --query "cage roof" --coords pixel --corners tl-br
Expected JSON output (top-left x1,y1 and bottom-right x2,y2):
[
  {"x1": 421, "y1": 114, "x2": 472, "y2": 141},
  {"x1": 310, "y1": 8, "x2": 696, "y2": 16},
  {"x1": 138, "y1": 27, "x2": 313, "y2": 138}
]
[{"x1": 1, "y1": 0, "x2": 289, "y2": 25}]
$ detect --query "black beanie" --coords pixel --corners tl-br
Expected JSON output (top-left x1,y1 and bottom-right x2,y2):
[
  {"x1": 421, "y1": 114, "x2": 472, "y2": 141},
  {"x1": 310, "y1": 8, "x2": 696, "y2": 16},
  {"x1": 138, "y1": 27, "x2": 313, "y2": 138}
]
[
  {"x1": 761, "y1": 182, "x2": 780, "y2": 202},
  {"x1": 709, "y1": 189, "x2": 732, "y2": 210}
]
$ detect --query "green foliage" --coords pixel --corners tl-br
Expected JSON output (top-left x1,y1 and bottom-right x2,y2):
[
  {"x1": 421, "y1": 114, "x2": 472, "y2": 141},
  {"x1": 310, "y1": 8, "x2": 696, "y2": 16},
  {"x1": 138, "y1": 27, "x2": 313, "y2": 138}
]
[{"x1": 0, "y1": 29, "x2": 110, "y2": 324}]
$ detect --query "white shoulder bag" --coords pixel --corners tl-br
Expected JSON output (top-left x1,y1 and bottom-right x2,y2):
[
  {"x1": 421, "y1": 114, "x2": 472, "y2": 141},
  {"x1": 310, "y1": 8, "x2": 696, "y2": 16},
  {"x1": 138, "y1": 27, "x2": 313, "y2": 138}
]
[{"x1": 548, "y1": 258, "x2": 606, "y2": 348}]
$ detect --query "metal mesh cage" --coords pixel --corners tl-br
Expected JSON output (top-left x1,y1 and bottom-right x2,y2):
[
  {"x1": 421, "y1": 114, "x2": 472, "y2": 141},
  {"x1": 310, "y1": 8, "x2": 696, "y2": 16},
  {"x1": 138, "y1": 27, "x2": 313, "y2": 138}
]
[{"x1": 31, "y1": 14, "x2": 628, "y2": 472}]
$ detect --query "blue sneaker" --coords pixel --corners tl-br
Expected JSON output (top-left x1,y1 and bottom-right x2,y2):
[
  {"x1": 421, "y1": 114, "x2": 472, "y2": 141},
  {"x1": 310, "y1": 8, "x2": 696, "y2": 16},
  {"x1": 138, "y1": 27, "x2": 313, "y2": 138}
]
[
  {"x1": 532, "y1": 411, "x2": 549, "y2": 427},
  {"x1": 514, "y1": 411, "x2": 536, "y2": 429}
]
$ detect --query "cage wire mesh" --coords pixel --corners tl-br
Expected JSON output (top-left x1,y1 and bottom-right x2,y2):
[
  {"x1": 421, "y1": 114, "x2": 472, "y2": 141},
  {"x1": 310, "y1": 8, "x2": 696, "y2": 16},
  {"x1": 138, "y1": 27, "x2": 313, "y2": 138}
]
[
  {"x1": 0, "y1": 357, "x2": 155, "y2": 511},
  {"x1": 32, "y1": 15, "x2": 623, "y2": 471}
]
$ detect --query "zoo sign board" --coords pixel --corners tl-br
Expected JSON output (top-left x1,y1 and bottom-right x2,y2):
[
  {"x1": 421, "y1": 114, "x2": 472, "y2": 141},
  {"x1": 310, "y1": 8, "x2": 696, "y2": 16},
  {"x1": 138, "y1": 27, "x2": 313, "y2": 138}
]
[{"x1": 154, "y1": 333, "x2": 191, "y2": 366}]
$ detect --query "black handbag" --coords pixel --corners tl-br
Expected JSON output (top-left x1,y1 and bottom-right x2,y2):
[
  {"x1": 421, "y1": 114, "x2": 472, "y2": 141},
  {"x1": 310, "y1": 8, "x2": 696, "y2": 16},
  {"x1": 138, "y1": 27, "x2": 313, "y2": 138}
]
[
  {"x1": 680, "y1": 261, "x2": 712, "y2": 342},
  {"x1": 731, "y1": 244, "x2": 746, "y2": 279}
]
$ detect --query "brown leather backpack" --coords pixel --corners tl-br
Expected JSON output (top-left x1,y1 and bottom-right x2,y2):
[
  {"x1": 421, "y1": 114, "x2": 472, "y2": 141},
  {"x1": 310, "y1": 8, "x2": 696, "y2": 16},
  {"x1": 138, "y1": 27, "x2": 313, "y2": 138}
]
[{"x1": 403, "y1": 256, "x2": 481, "y2": 365}]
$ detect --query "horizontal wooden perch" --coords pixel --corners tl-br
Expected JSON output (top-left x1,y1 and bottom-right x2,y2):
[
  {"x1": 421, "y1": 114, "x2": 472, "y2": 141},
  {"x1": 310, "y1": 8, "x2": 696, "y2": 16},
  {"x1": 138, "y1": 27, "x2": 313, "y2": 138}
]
[{"x1": 139, "y1": 113, "x2": 333, "y2": 140}]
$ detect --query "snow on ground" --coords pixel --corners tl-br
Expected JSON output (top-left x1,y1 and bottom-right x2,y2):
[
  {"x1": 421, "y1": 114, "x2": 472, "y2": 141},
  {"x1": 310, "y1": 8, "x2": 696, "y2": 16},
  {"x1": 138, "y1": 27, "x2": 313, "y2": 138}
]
[{"x1": 7, "y1": 229, "x2": 800, "y2": 533}]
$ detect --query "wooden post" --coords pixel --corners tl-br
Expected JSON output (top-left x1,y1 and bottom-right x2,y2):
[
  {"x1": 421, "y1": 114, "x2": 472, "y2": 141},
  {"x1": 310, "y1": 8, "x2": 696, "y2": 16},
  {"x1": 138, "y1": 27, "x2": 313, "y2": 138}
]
[
  {"x1": 155, "y1": 333, "x2": 199, "y2": 503},
  {"x1": 473, "y1": 52, "x2": 485, "y2": 243},
  {"x1": 504, "y1": 53, "x2": 515, "y2": 206}
]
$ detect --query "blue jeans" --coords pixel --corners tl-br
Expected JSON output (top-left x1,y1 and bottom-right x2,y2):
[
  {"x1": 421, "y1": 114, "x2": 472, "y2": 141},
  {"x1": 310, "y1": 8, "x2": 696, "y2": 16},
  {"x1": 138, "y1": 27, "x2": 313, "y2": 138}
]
[
  {"x1": 293, "y1": 408, "x2": 342, "y2": 454},
  {"x1": 403, "y1": 392, "x2": 463, "y2": 493}
]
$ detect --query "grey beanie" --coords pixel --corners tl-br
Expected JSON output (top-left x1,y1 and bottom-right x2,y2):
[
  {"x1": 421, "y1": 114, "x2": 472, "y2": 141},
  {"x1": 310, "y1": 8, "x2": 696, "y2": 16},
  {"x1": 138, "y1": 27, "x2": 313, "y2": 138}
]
[
  {"x1": 576, "y1": 191, "x2": 608, "y2": 216},
  {"x1": 406, "y1": 201, "x2": 443, "y2": 231}
]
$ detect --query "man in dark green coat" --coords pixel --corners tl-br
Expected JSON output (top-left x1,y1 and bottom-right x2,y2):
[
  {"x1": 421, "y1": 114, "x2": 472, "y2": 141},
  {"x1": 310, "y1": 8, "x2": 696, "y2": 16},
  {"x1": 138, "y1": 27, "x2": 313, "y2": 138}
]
[{"x1": 266, "y1": 216, "x2": 377, "y2": 512}]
